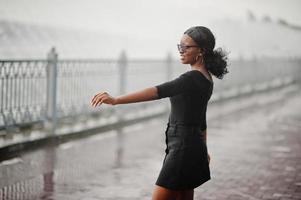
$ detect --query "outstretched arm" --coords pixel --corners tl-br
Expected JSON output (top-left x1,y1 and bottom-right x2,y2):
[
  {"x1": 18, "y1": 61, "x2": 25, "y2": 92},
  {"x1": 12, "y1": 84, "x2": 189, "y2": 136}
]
[
  {"x1": 115, "y1": 86, "x2": 159, "y2": 105},
  {"x1": 91, "y1": 86, "x2": 159, "y2": 107},
  {"x1": 91, "y1": 71, "x2": 193, "y2": 107}
]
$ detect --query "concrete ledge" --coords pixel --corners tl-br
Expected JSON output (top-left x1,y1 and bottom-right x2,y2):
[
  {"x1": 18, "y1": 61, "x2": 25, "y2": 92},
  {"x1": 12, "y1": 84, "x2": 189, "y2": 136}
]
[{"x1": 0, "y1": 111, "x2": 167, "y2": 161}]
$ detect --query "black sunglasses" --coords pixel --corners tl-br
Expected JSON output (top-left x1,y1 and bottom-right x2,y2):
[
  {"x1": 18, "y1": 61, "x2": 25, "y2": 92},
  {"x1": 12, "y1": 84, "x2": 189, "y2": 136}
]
[{"x1": 177, "y1": 44, "x2": 199, "y2": 52}]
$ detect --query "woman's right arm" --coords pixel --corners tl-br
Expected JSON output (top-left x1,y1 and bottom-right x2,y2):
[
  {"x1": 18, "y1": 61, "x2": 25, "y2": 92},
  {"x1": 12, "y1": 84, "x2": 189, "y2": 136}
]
[
  {"x1": 115, "y1": 86, "x2": 159, "y2": 105},
  {"x1": 91, "y1": 71, "x2": 192, "y2": 107},
  {"x1": 91, "y1": 86, "x2": 159, "y2": 107}
]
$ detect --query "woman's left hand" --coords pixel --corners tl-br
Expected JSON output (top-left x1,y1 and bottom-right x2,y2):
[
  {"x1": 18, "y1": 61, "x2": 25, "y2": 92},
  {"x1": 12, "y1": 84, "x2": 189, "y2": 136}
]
[
  {"x1": 207, "y1": 153, "x2": 211, "y2": 164},
  {"x1": 91, "y1": 91, "x2": 117, "y2": 107}
]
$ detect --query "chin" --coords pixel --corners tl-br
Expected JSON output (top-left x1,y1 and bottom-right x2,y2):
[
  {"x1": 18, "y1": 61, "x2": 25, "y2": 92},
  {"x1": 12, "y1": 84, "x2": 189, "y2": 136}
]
[{"x1": 180, "y1": 59, "x2": 189, "y2": 64}]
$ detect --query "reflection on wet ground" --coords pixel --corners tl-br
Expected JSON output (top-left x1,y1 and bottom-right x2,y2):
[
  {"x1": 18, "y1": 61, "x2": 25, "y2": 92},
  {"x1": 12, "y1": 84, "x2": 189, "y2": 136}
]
[{"x1": 1, "y1": 83, "x2": 301, "y2": 200}]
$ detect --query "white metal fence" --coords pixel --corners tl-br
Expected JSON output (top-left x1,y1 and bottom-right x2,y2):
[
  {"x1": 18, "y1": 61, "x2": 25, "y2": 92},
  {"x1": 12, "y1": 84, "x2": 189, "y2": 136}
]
[{"x1": 1, "y1": 48, "x2": 300, "y2": 133}]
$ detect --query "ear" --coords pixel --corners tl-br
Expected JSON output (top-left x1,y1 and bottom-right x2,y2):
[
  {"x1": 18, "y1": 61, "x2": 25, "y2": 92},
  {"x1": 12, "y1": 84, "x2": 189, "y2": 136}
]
[{"x1": 199, "y1": 48, "x2": 204, "y2": 55}]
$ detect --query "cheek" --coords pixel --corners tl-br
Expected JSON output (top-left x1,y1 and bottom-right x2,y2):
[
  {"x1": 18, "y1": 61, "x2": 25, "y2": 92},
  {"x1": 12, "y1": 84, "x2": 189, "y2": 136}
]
[
  {"x1": 181, "y1": 54, "x2": 195, "y2": 64},
  {"x1": 184, "y1": 52, "x2": 196, "y2": 61}
]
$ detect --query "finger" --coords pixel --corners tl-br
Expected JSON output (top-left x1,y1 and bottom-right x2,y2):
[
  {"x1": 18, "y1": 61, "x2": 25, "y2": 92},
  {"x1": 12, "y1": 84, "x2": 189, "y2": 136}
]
[
  {"x1": 95, "y1": 99, "x2": 104, "y2": 107},
  {"x1": 91, "y1": 93, "x2": 102, "y2": 103},
  {"x1": 94, "y1": 96, "x2": 105, "y2": 106},
  {"x1": 91, "y1": 97, "x2": 96, "y2": 104},
  {"x1": 92, "y1": 94, "x2": 106, "y2": 106},
  {"x1": 93, "y1": 93, "x2": 108, "y2": 104},
  {"x1": 94, "y1": 98, "x2": 102, "y2": 107},
  {"x1": 91, "y1": 92, "x2": 107, "y2": 102},
  {"x1": 91, "y1": 96, "x2": 99, "y2": 106},
  {"x1": 98, "y1": 94, "x2": 111, "y2": 105},
  {"x1": 91, "y1": 94, "x2": 97, "y2": 101},
  {"x1": 93, "y1": 99, "x2": 99, "y2": 107},
  {"x1": 92, "y1": 96, "x2": 102, "y2": 107},
  {"x1": 91, "y1": 98, "x2": 96, "y2": 106}
]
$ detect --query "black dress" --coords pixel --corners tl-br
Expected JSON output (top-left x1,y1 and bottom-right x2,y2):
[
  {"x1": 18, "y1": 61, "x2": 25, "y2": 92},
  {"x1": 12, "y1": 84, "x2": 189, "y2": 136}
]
[{"x1": 155, "y1": 70, "x2": 213, "y2": 190}]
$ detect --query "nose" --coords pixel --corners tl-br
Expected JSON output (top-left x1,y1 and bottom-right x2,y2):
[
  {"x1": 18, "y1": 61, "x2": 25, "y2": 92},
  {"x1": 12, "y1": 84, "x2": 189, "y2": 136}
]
[{"x1": 179, "y1": 49, "x2": 184, "y2": 54}]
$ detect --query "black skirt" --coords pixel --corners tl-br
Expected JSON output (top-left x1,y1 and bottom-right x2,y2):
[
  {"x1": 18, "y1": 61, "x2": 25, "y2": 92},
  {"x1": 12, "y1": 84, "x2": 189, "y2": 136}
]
[{"x1": 155, "y1": 123, "x2": 211, "y2": 190}]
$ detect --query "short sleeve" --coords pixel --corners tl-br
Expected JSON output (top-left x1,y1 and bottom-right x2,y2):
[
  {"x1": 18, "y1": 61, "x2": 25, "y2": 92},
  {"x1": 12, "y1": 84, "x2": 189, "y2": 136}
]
[{"x1": 155, "y1": 72, "x2": 192, "y2": 99}]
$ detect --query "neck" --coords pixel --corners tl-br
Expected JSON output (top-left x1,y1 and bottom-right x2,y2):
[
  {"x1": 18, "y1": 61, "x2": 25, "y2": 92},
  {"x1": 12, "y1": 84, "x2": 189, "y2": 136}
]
[{"x1": 190, "y1": 61, "x2": 207, "y2": 72}]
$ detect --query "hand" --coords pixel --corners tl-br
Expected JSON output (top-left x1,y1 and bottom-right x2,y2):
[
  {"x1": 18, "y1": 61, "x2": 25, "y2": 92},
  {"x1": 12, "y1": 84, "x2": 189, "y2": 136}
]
[
  {"x1": 91, "y1": 92, "x2": 117, "y2": 107},
  {"x1": 207, "y1": 153, "x2": 211, "y2": 164}
]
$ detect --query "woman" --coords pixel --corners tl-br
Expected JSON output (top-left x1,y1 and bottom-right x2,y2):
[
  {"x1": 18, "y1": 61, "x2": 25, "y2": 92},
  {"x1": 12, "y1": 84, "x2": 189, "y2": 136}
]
[{"x1": 91, "y1": 26, "x2": 228, "y2": 200}]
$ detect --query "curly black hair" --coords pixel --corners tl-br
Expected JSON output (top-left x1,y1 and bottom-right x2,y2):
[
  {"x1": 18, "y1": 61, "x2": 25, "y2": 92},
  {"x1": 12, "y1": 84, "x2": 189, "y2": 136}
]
[{"x1": 203, "y1": 47, "x2": 229, "y2": 79}]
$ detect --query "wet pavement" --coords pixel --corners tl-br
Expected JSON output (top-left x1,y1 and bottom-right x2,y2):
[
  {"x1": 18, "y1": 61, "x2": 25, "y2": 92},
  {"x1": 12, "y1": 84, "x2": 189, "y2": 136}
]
[{"x1": 1, "y1": 83, "x2": 301, "y2": 200}]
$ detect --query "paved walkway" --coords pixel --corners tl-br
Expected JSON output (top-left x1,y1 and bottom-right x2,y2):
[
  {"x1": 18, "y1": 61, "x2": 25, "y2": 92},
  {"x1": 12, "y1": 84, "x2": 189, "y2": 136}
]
[{"x1": 0, "y1": 83, "x2": 301, "y2": 200}]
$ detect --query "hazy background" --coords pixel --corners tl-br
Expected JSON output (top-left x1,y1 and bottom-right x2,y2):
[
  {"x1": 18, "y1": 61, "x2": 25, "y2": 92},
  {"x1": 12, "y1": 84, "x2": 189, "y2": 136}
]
[
  {"x1": 1, "y1": 2, "x2": 301, "y2": 199},
  {"x1": 0, "y1": 0, "x2": 301, "y2": 59}
]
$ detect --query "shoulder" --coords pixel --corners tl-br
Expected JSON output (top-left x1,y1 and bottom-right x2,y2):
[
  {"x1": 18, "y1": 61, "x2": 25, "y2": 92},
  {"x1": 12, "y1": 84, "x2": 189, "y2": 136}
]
[
  {"x1": 176, "y1": 71, "x2": 195, "y2": 85},
  {"x1": 180, "y1": 70, "x2": 201, "y2": 78},
  {"x1": 178, "y1": 70, "x2": 195, "y2": 79},
  {"x1": 177, "y1": 70, "x2": 199, "y2": 84},
  {"x1": 186, "y1": 70, "x2": 213, "y2": 85}
]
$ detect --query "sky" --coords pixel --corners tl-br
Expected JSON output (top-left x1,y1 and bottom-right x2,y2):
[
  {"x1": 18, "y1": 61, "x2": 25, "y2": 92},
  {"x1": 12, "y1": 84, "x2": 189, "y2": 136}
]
[
  {"x1": 0, "y1": 0, "x2": 300, "y2": 34},
  {"x1": 0, "y1": 0, "x2": 300, "y2": 59}
]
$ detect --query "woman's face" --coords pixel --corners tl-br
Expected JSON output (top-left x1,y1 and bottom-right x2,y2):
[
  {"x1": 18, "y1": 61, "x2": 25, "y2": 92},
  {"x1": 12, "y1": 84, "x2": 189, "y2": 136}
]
[{"x1": 178, "y1": 34, "x2": 201, "y2": 65}]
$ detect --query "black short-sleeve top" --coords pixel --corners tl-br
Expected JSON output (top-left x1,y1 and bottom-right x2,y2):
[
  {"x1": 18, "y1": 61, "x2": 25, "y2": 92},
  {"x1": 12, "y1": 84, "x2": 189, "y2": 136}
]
[{"x1": 155, "y1": 70, "x2": 213, "y2": 131}]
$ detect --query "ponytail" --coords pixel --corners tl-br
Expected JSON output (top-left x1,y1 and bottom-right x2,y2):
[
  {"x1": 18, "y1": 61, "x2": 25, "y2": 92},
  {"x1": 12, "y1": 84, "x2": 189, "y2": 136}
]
[{"x1": 203, "y1": 47, "x2": 229, "y2": 79}]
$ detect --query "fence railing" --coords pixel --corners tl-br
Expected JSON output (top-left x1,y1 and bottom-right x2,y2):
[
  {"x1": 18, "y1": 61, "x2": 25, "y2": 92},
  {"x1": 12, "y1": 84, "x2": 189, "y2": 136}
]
[
  {"x1": 0, "y1": 59, "x2": 48, "y2": 129},
  {"x1": 0, "y1": 48, "x2": 172, "y2": 133},
  {"x1": 1, "y1": 48, "x2": 301, "y2": 134}
]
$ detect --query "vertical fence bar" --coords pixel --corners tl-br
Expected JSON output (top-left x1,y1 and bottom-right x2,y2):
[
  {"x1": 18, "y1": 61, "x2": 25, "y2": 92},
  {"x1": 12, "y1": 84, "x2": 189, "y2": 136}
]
[{"x1": 46, "y1": 47, "x2": 58, "y2": 135}]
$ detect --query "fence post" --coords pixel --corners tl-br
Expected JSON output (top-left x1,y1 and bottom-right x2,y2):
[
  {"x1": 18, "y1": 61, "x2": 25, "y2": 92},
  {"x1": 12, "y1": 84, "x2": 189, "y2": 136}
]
[
  {"x1": 166, "y1": 52, "x2": 173, "y2": 81},
  {"x1": 46, "y1": 47, "x2": 58, "y2": 135},
  {"x1": 118, "y1": 50, "x2": 127, "y2": 95},
  {"x1": 117, "y1": 50, "x2": 127, "y2": 122}
]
